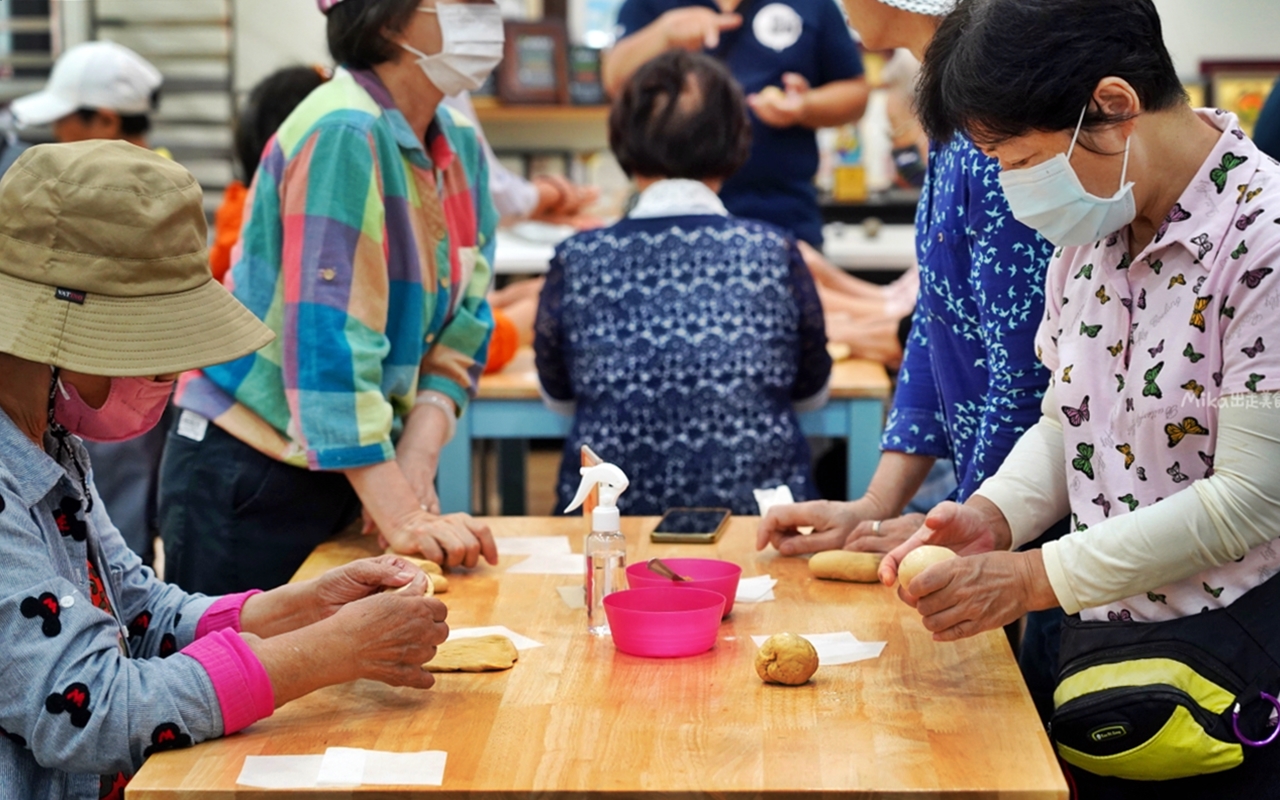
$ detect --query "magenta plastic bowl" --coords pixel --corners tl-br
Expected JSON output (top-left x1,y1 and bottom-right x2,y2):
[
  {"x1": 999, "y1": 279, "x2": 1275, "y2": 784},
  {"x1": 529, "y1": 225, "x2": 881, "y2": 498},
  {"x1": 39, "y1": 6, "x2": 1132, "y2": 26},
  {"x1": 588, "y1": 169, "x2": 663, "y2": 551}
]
[
  {"x1": 604, "y1": 587, "x2": 726, "y2": 658},
  {"x1": 625, "y1": 558, "x2": 743, "y2": 618}
]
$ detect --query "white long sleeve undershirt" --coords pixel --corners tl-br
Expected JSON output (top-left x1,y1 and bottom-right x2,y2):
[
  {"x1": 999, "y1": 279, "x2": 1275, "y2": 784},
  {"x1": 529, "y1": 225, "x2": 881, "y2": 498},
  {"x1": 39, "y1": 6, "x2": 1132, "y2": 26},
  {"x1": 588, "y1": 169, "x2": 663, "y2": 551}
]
[{"x1": 974, "y1": 387, "x2": 1280, "y2": 614}]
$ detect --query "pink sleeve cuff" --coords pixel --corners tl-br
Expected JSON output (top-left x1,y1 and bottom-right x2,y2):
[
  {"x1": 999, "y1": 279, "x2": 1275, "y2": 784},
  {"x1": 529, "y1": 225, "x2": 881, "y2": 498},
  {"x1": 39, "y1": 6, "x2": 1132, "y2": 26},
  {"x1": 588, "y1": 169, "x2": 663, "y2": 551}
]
[
  {"x1": 196, "y1": 590, "x2": 262, "y2": 639},
  {"x1": 183, "y1": 629, "x2": 275, "y2": 735}
]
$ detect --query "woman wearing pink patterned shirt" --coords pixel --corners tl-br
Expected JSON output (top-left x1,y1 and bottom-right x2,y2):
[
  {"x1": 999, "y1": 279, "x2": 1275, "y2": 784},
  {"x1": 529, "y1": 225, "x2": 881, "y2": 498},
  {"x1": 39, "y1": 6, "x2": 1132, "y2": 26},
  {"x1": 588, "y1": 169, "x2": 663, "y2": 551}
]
[{"x1": 878, "y1": 0, "x2": 1280, "y2": 794}]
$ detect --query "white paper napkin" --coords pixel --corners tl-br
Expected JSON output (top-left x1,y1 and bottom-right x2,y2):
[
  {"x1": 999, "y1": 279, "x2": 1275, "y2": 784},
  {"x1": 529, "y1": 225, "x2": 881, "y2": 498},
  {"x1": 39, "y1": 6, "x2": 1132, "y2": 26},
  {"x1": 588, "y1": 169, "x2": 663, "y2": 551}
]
[
  {"x1": 556, "y1": 585, "x2": 585, "y2": 609},
  {"x1": 753, "y1": 485, "x2": 795, "y2": 517},
  {"x1": 505, "y1": 553, "x2": 584, "y2": 575},
  {"x1": 735, "y1": 575, "x2": 777, "y2": 603},
  {"x1": 751, "y1": 632, "x2": 887, "y2": 665},
  {"x1": 447, "y1": 625, "x2": 543, "y2": 651},
  {"x1": 753, "y1": 485, "x2": 813, "y2": 534},
  {"x1": 316, "y1": 747, "x2": 366, "y2": 787},
  {"x1": 498, "y1": 536, "x2": 572, "y2": 556},
  {"x1": 362, "y1": 750, "x2": 448, "y2": 786},
  {"x1": 236, "y1": 755, "x2": 323, "y2": 789},
  {"x1": 236, "y1": 750, "x2": 448, "y2": 789}
]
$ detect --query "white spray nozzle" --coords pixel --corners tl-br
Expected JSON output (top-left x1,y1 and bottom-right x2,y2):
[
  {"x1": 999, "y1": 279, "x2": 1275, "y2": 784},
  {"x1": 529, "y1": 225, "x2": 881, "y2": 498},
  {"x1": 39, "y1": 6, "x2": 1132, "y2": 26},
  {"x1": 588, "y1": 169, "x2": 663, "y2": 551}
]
[{"x1": 565, "y1": 463, "x2": 629, "y2": 514}]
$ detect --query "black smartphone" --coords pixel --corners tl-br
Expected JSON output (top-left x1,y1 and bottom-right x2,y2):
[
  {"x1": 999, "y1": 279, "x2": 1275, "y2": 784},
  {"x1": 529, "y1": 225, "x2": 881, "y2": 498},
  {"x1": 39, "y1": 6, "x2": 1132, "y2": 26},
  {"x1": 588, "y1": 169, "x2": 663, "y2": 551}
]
[{"x1": 650, "y1": 508, "x2": 732, "y2": 544}]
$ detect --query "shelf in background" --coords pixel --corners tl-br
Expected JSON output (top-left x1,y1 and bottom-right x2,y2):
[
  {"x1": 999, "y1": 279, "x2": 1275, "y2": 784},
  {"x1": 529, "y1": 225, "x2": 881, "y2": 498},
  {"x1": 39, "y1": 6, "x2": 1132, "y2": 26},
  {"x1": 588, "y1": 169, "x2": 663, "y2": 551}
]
[{"x1": 473, "y1": 103, "x2": 610, "y2": 125}]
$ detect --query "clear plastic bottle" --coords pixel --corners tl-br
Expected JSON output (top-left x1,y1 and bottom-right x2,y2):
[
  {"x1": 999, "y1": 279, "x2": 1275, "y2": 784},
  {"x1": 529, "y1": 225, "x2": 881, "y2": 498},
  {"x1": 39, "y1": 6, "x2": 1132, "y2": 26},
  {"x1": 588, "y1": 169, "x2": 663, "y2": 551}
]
[
  {"x1": 585, "y1": 527, "x2": 627, "y2": 635},
  {"x1": 565, "y1": 462, "x2": 630, "y2": 635}
]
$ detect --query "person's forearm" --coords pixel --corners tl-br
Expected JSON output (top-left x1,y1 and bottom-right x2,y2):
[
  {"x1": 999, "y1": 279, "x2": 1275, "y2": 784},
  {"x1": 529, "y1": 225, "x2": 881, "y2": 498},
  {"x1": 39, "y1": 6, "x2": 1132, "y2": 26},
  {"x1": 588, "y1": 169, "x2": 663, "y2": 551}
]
[
  {"x1": 238, "y1": 583, "x2": 326, "y2": 640},
  {"x1": 343, "y1": 460, "x2": 422, "y2": 534},
  {"x1": 797, "y1": 78, "x2": 869, "y2": 130},
  {"x1": 602, "y1": 26, "x2": 670, "y2": 97},
  {"x1": 970, "y1": 391, "x2": 1069, "y2": 549},
  {"x1": 1043, "y1": 399, "x2": 1280, "y2": 614},
  {"x1": 863, "y1": 451, "x2": 938, "y2": 518},
  {"x1": 242, "y1": 624, "x2": 350, "y2": 707},
  {"x1": 398, "y1": 401, "x2": 452, "y2": 464}
]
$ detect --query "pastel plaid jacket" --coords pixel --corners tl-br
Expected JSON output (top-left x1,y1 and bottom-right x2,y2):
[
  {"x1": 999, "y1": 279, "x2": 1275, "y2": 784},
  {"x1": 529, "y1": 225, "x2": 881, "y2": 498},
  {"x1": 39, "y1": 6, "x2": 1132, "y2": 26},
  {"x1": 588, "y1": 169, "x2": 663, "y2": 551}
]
[{"x1": 178, "y1": 67, "x2": 497, "y2": 470}]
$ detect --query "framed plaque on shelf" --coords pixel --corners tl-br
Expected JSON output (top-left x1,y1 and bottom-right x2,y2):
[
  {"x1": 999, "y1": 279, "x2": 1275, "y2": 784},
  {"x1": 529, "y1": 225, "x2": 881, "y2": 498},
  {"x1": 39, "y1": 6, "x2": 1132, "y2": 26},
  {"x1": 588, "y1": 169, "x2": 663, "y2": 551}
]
[
  {"x1": 498, "y1": 21, "x2": 570, "y2": 105},
  {"x1": 568, "y1": 46, "x2": 605, "y2": 106},
  {"x1": 1201, "y1": 60, "x2": 1280, "y2": 137}
]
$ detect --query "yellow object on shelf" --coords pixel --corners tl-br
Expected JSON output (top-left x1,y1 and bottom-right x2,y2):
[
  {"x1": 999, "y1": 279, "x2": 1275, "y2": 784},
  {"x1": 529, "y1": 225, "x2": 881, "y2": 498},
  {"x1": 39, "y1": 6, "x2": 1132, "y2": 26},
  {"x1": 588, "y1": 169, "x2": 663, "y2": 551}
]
[{"x1": 833, "y1": 164, "x2": 868, "y2": 203}]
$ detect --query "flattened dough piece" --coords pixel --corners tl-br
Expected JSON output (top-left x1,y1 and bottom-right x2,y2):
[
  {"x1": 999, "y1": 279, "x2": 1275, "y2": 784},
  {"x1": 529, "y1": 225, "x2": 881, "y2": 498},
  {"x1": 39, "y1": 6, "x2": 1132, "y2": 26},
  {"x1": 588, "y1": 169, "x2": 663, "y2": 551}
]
[{"x1": 425, "y1": 635, "x2": 519, "y2": 673}]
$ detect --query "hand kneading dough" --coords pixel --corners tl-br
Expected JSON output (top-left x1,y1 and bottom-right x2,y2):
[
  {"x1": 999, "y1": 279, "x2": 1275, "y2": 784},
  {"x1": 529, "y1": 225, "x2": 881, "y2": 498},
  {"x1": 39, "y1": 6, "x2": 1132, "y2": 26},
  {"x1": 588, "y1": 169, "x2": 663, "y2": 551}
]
[
  {"x1": 425, "y1": 634, "x2": 519, "y2": 673},
  {"x1": 384, "y1": 549, "x2": 444, "y2": 575},
  {"x1": 755, "y1": 633, "x2": 819, "y2": 686},
  {"x1": 385, "y1": 573, "x2": 434, "y2": 597},
  {"x1": 897, "y1": 545, "x2": 957, "y2": 591},
  {"x1": 809, "y1": 551, "x2": 880, "y2": 583}
]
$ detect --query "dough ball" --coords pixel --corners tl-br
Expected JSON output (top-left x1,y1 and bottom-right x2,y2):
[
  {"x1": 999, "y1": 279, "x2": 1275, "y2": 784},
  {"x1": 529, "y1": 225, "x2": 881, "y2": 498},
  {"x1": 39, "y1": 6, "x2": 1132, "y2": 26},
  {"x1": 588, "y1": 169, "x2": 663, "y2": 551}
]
[
  {"x1": 809, "y1": 551, "x2": 880, "y2": 583},
  {"x1": 425, "y1": 635, "x2": 518, "y2": 673},
  {"x1": 428, "y1": 573, "x2": 449, "y2": 594},
  {"x1": 755, "y1": 633, "x2": 819, "y2": 686},
  {"x1": 384, "y1": 549, "x2": 444, "y2": 574},
  {"x1": 759, "y1": 85, "x2": 786, "y2": 102},
  {"x1": 897, "y1": 545, "x2": 957, "y2": 592}
]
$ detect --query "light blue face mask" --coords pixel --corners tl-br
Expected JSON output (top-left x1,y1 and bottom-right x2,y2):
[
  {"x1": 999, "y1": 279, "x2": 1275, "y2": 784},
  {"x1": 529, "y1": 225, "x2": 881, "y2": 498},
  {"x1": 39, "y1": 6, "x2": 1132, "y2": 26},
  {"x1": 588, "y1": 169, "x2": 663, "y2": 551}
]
[{"x1": 998, "y1": 105, "x2": 1135, "y2": 248}]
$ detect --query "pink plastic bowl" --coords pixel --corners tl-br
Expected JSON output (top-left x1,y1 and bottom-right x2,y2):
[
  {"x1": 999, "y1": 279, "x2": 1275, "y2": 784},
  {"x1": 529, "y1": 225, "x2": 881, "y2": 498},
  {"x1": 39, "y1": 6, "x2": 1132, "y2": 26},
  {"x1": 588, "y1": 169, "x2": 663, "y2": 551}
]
[
  {"x1": 604, "y1": 587, "x2": 726, "y2": 658},
  {"x1": 625, "y1": 558, "x2": 743, "y2": 618}
]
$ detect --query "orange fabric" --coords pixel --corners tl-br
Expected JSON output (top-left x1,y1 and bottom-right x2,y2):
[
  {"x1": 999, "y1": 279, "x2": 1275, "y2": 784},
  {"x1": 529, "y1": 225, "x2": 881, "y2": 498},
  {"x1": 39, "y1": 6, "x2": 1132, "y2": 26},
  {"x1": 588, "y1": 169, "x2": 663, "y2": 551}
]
[
  {"x1": 485, "y1": 308, "x2": 519, "y2": 374},
  {"x1": 210, "y1": 181, "x2": 248, "y2": 284}
]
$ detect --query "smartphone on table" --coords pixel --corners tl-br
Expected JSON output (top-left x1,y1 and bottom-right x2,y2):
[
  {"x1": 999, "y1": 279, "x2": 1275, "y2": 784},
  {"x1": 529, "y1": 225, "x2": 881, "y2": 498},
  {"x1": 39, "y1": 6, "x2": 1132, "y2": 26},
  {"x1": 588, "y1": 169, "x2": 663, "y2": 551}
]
[{"x1": 649, "y1": 508, "x2": 732, "y2": 544}]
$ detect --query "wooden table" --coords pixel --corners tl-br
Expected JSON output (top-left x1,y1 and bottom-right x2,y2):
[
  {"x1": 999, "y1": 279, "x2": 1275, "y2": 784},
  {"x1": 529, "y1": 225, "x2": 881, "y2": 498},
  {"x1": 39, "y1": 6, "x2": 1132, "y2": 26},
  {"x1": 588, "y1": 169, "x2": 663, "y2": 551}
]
[
  {"x1": 129, "y1": 519, "x2": 1066, "y2": 799},
  {"x1": 438, "y1": 350, "x2": 892, "y2": 514}
]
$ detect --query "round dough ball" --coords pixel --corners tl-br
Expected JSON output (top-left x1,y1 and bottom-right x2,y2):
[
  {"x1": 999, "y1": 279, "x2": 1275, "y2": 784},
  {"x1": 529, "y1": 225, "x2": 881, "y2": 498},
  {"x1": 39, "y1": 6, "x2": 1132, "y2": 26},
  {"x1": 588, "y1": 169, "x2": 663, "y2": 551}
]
[
  {"x1": 897, "y1": 545, "x2": 956, "y2": 592},
  {"x1": 759, "y1": 85, "x2": 786, "y2": 101},
  {"x1": 755, "y1": 632, "x2": 819, "y2": 686},
  {"x1": 809, "y1": 550, "x2": 880, "y2": 583}
]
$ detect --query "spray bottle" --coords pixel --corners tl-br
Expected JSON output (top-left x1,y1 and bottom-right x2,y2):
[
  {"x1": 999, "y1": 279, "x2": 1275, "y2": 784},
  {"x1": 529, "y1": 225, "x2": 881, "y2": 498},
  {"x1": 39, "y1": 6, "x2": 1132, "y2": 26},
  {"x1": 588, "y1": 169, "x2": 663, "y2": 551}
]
[{"x1": 565, "y1": 463, "x2": 629, "y2": 635}]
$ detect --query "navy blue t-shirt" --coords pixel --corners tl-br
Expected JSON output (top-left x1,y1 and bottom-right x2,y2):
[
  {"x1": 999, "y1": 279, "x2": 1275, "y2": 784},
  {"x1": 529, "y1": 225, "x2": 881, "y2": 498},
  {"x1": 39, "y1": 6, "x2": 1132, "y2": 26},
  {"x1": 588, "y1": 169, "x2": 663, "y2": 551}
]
[{"x1": 615, "y1": 0, "x2": 864, "y2": 246}]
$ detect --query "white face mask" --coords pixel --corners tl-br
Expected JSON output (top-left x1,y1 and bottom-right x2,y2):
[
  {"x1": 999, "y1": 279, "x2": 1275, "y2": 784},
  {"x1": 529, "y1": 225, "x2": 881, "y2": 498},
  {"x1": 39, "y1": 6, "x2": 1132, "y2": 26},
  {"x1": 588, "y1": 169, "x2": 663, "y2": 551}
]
[
  {"x1": 998, "y1": 105, "x2": 1136, "y2": 248},
  {"x1": 402, "y1": 3, "x2": 505, "y2": 97}
]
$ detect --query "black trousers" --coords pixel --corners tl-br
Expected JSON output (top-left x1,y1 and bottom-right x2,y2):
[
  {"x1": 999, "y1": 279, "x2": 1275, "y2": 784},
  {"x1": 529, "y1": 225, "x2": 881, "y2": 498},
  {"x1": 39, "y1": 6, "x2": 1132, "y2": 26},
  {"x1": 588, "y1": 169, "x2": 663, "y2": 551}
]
[{"x1": 157, "y1": 416, "x2": 362, "y2": 594}]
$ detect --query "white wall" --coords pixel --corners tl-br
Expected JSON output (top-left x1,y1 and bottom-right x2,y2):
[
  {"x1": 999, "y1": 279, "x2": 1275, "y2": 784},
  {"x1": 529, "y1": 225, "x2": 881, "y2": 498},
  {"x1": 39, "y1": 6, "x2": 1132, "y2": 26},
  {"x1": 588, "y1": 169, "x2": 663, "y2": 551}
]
[
  {"x1": 1154, "y1": 0, "x2": 1280, "y2": 78},
  {"x1": 234, "y1": 0, "x2": 331, "y2": 93}
]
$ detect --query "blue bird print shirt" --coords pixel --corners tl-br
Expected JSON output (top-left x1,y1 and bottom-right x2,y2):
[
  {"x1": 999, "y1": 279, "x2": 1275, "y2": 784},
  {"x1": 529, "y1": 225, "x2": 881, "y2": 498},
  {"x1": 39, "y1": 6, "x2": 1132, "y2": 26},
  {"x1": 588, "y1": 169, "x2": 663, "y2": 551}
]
[{"x1": 883, "y1": 135, "x2": 1056, "y2": 501}]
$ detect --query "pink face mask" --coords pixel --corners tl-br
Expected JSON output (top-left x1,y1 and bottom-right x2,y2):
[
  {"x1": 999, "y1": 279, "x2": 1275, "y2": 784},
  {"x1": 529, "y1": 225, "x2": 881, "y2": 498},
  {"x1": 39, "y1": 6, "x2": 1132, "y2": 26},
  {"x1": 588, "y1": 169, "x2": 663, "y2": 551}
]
[{"x1": 53, "y1": 375, "x2": 174, "y2": 443}]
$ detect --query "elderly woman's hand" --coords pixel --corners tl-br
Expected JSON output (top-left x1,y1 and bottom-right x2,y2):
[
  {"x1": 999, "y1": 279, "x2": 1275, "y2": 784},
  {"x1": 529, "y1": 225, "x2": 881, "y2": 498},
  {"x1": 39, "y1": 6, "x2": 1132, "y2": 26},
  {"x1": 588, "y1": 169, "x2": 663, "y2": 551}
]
[
  {"x1": 878, "y1": 500, "x2": 1010, "y2": 585},
  {"x1": 756, "y1": 499, "x2": 885, "y2": 555},
  {"x1": 384, "y1": 509, "x2": 499, "y2": 569},
  {"x1": 312, "y1": 555, "x2": 430, "y2": 612},
  {"x1": 329, "y1": 592, "x2": 449, "y2": 688},
  {"x1": 904, "y1": 550, "x2": 1058, "y2": 641},
  {"x1": 247, "y1": 591, "x2": 450, "y2": 705}
]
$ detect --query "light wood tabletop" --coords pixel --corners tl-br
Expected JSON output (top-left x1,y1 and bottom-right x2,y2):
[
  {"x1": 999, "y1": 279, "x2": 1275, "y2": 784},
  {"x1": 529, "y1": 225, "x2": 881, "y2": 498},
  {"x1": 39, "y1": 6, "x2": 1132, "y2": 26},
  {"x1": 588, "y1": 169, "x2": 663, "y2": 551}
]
[
  {"x1": 128, "y1": 518, "x2": 1066, "y2": 799},
  {"x1": 477, "y1": 348, "x2": 892, "y2": 401}
]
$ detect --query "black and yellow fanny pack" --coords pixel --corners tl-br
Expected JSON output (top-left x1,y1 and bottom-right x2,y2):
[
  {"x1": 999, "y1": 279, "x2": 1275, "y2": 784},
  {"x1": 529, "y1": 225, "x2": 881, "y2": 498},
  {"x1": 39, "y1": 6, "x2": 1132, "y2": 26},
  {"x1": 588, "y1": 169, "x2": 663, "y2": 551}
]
[{"x1": 1050, "y1": 573, "x2": 1280, "y2": 781}]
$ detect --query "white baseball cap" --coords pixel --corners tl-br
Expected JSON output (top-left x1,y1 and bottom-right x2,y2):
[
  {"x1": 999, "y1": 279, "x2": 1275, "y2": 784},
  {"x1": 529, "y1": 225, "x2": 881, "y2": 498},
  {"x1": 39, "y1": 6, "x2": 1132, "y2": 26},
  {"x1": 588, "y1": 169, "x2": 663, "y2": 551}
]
[{"x1": 11, "y1": 41, "x2": 162, "y2": 128}]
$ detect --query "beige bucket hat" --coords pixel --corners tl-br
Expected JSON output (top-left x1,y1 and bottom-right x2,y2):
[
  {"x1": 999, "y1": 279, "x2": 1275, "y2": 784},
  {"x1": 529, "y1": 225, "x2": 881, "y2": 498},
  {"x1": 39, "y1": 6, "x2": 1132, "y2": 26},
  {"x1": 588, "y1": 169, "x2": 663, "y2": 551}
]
[{"x1": 0, "y1": 140, "x2": 273, "y2": 377}]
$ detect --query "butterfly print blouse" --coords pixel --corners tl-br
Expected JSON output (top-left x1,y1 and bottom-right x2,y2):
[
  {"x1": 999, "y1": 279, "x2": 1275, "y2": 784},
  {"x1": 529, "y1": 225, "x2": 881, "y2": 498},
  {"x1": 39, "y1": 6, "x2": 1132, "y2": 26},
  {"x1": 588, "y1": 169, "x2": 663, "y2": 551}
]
[{"x1": 1037, "y1": 109, "x2": 1280, "y2": 623}]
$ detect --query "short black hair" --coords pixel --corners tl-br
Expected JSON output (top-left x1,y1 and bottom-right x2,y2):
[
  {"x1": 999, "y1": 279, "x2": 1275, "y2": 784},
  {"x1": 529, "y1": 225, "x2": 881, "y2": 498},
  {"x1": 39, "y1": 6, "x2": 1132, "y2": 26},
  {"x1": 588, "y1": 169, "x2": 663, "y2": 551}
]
[
  {"x1": 235, "y1": 66, "x2": 328, "y2": 180},
  {"x1": 609, "y1": 50, "x2": 751, "y2": 181},
  {"x1": 75, "y1": 89, "x2": 161, "y2": 137},
  {"x1": 327, "y1": 0, "x2": 420, "y2": 70},
  {"x1": 917, "y1": 0, "x2": 1187, "y2": 145}
]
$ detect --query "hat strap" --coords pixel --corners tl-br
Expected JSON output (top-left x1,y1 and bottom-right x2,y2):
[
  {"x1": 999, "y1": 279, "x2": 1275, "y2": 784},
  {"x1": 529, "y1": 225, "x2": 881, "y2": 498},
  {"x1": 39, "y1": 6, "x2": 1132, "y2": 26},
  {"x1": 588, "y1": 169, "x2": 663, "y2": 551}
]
[{"x1": 47, "y1": 366, "x2": 94, "y2": 513}]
